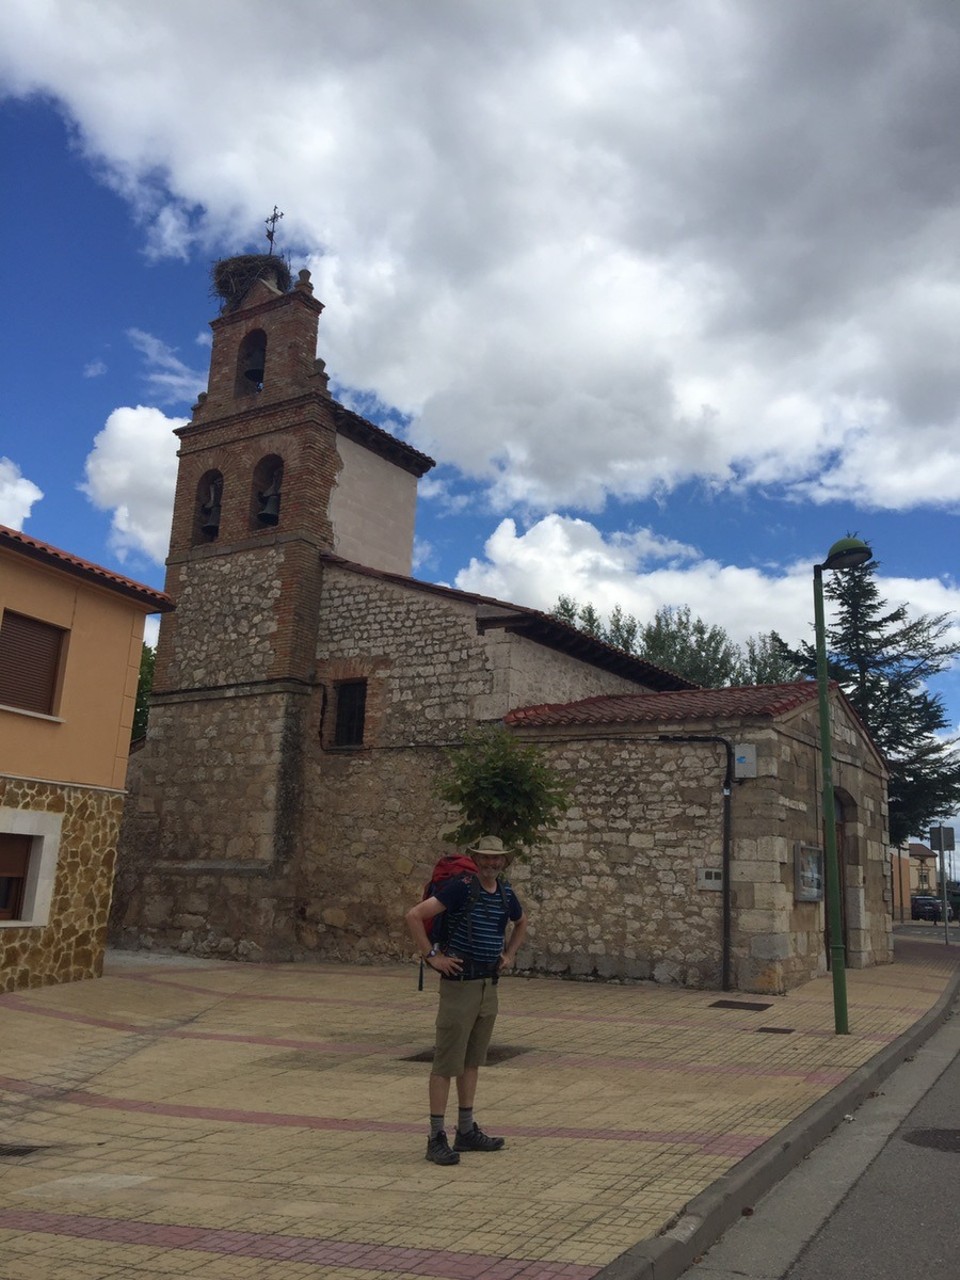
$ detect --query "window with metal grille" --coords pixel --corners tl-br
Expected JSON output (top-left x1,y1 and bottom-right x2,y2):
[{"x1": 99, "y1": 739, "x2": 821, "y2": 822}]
[
  {"x1": 0, "y1": 833, "x2": 30, "y2": 921},
  {"x1": 0, "y1": 611, "x2": 66, "y2": 715},
  {"x1": 334, "y1": 680, "x2": 367, "y2": 747}
]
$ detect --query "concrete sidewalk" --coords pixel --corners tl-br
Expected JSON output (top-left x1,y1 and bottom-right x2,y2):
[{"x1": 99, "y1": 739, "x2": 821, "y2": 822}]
[{"x1": 1, "y1": 934, "x2": 958, "y2": 1280}]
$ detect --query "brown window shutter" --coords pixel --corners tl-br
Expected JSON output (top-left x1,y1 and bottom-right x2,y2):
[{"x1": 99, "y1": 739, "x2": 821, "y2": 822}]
[
  {"x1": 0, "y1": 833, "x2": 30, "y2": 876},
  {"x1": 0, "y1": 610, "x2": 65, "y2": 715}
]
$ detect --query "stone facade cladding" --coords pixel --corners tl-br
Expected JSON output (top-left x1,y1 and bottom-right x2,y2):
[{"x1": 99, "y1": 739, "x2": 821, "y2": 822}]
[{"x1": 0, "y1": 777, "x2": 123, "y2": 993}]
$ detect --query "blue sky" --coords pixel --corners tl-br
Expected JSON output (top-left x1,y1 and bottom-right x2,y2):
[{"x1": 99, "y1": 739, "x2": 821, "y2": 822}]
[{"x1": 1, "y1": 2, "x2": 959, "y2": 832}]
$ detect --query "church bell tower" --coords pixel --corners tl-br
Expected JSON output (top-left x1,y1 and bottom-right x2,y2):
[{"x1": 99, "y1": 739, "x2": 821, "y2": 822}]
[{"x1": 126, "y1": 252, "x2": 433, "y2": 942}]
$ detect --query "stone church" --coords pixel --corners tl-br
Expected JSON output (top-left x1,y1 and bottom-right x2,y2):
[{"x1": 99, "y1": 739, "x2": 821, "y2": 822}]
[{"x1": 114, "y1": 255, "x2": 893, "y2": 993}]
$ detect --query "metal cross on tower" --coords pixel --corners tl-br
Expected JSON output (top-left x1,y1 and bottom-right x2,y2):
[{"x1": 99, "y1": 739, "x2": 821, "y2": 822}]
[{"x1": 265, "y1": 206, "x2": 284, "y2": 254}]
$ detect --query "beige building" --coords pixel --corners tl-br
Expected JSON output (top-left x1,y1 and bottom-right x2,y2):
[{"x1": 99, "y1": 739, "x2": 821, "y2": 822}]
[
  {"x1": 114, "y1": 254, "x2": 893, "y2": 992},
  {"x1": 0, "y1": 525, "x2": 172, "y2": 992}
]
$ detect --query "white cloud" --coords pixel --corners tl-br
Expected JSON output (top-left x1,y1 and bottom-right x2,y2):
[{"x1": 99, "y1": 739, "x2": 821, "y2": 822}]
[
  {"x1": 3, "y1": 3, "x2": 960, "y2": 514},
  {"x1": 454, "y1": 514, "x2": 960, "y2": 655},
  {"x1": 83, "y1": 359, "x2": 107, "y2": 378},
  {"x1": 0, "y1": 457, "x2": 43, "y2": 529},
  {"x1": 127, "y1": 329, "x2": 206, "y2": 405},
  {"x1": 80, "y1": 405, "x2": 184, "y2": 563}
]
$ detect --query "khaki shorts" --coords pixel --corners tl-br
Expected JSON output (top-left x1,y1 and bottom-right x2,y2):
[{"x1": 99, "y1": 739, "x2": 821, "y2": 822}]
[{"x1": 432, "y1": 977, "x2": 499, "y2": 1078}]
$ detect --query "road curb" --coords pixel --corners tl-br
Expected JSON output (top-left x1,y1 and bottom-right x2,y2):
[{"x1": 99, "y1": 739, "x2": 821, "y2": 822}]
[{"x1": 595, "y1": 962, "x2": 960, "y2": 1280}]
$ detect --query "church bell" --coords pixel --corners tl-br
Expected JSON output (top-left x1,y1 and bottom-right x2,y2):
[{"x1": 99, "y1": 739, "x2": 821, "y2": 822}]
[
  {"x1": 257, "y1": 492, "x2": 281, "y2": 525},
  {"x1": 200, "y1": 504, "x2": 221, "y2": 536},
  {"x1": 242, "y1": 347, "x2": 266, "y2": 385}
]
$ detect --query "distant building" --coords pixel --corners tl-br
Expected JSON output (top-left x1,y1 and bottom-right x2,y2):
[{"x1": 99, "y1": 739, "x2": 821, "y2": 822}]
[
  {"x1": 0, "y1": 526, "x2": 172, "y2": 992},
  {"x1": 114, "y1": 256, "x2": 892, "y2": 993}
]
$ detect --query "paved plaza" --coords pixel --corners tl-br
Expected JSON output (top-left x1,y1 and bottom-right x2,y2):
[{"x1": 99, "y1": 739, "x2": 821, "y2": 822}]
[{"x1": 1, "y1": 934, "x2": 958, "y2": 1280}]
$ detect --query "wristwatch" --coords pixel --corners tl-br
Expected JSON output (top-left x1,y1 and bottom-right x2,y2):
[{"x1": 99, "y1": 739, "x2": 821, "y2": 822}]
[{"x1": 424, "y1": 947, "x2": 439, "y2": 960}]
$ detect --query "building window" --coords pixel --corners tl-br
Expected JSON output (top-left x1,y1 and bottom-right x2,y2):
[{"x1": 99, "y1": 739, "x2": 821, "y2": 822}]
[
  {"x1": 0, "y1": 833, "x2": 30, "y2": 921},
  {"x1": 334, "y1": 680, "x2": 367, "y2": 747},
  {"x1": 0, "y1": 808, "x2": 64, "y2": 929},
  {"x1": 0, "y1": 610, "x2": 66, "y2": 716}
]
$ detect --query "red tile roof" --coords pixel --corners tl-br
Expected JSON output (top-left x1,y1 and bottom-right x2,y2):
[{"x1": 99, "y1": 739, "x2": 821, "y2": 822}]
[
  {"x1": 504, "y1": 682, "x2": 824, "y2": 727},
  {"x1": 0, "y1": 525, "x2": 175, "y2": 612}
]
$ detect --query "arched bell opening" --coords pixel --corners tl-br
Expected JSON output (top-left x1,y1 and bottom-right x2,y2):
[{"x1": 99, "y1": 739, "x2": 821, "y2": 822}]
[
  {"x1": 193, "y1": 470, "x2": 224, "y2": 544},
  {"x1": 251, "y1": 455, "x2": 284, "y2": 529},
  {"x1": 235, "y1": 329, "x2": 267, "y2": 396}
]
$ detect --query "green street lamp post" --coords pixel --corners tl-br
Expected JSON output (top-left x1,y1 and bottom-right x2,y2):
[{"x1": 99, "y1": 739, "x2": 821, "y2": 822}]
[{"x1": 813, "y1": 536, "x2": 872, "y2": 1036}]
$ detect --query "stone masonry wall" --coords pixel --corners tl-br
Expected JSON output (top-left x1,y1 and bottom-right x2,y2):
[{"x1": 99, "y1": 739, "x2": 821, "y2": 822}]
[
  {"x1": 295, "y1": 565, "x2": 661, "y2": 964},
  {"x1": 112, "y1": 689, "x2": 306, "y2": 958},
  {"x1": 474, "y1": 629, "x2": 651, "y2": 721},
  {"x1": 0, "y1": 777, "x2": 124, "y2": 993}
]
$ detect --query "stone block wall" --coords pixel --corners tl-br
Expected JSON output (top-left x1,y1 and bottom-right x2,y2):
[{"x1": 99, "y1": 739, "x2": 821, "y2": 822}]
[
  {"x1": 0, "y1": 777, "x2": 124, "y2": 993},
  {"x1": 112, "y1": 687, "x2": 307, "y2": 956}
]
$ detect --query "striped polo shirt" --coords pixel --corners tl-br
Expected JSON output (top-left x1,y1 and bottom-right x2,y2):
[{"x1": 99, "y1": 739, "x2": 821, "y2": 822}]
[{"x1": 436, "y1": 877, "x2": 523, "y2": 968}]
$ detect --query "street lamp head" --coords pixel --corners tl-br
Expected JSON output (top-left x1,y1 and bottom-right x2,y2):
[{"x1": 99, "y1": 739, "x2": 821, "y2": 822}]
[{"x1": 821, "y1": 536, "x2": 872, "y2": 572}]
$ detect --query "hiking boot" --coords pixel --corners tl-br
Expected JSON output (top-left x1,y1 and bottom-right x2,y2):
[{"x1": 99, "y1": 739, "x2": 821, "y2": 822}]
[
  {"x1": 425, "y1": 1131, "x2": 460, "y2": 1166},
  {"x1": 453, "y1": 1123, "x2": 505, "y2": 1153}
]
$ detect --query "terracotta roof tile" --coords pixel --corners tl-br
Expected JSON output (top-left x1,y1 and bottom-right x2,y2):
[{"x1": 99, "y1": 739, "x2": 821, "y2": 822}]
[
  {"x1": 504, "y1": 682, "x2": 823, "y2": 727},
  {"x1": 0, "y1": 524, "x2": 174, "y2": 612}
]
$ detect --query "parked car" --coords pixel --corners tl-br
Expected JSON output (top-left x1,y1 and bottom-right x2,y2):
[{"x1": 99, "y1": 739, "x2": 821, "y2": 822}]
[{"x1": 911, "y1": 895, "x2": 954, "y2": 922}]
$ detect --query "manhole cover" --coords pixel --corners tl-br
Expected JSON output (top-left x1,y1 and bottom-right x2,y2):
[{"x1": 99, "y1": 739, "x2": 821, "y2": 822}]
[
  {"x1": 0, "y1": 1145, "x2": 47, "y2": 1158},
  {"x1": 756, "y1": 1026, "x2": 794, "y2": 1035},
  {"x1": 902, "y1": 1129, "x2": 960, "y2": 1153},
  {"x1": 709, "y1": 1000, "x2": 773, "y2": 1012},
  {"x1": 400, "y1": 1045, "x2": 530, "y2": 1064}
]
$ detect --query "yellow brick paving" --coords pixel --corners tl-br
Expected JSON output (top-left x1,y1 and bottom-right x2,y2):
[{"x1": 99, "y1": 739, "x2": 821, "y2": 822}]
[{"x1": 0, "y1": 934, "x2": 956, "y2": 1280}]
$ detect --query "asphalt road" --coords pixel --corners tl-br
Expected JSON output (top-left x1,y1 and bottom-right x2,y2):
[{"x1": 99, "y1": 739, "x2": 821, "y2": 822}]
[{"x1": 682, "y1": 999, "x2": 960, "y2": 1280}]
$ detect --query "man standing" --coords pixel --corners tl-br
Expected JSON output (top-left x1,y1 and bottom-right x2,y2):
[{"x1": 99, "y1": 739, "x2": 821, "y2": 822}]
[{"x1": 405, "y1": 835, "x2": 527, "y2": 1166}]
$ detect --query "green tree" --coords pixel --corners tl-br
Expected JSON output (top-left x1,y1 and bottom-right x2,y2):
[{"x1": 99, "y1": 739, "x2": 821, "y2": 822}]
[
  {"x1": 739, "y1": 631, "x2": 796, "y2": 685},
  {"x1": 436, "y1": 727, "x2": 570, "y2": 857},
  {"x1": 637, "y1": 604, "x2": 742, "y2": 687},
  {"x1": 132, "y1": 643, "x2": 155, "y2": 741},
  {"x1": 775, "y1": 557, "x2": 960, "y2": 845},
  {"x1": 551, "y1": 596, "x2": 799, "y2": 688},
  {"x1": 607, "y1": 604, "x2": 639, "y2": 653},
  {"x1": 553, "y1": 594, "x2": 580, "y2": 627}
]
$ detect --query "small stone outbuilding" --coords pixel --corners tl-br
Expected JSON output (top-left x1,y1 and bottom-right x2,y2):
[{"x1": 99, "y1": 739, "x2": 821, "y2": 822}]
[{"x1": 504, "y1": 684, "x2": 891, "y2": 993}]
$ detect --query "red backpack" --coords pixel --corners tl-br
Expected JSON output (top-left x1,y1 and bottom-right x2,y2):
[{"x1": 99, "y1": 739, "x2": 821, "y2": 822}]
[{"x1": 422, "y1": 853, "x2": 480, "y2": 946}]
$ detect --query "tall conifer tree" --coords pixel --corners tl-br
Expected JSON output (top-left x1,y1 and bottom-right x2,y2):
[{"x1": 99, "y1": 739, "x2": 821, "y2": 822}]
[{"x1": 775, "y1": 558, "x2": 960, "y2": 846}]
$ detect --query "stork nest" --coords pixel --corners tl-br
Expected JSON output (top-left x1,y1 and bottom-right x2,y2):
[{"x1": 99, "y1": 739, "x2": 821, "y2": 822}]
[{"x1": 211, "y1": 254, "x2": 293, "y2": 310}]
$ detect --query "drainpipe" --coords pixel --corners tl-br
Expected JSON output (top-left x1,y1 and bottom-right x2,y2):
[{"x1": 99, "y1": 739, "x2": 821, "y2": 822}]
[{"x1": 659, "y1": 734, "x2": 735, "y2": 991}]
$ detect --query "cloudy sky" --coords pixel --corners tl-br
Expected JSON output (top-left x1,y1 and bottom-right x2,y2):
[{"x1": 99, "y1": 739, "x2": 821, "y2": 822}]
[{"x1": 1, "y1": 0, "x2": 959, "y2": 755}]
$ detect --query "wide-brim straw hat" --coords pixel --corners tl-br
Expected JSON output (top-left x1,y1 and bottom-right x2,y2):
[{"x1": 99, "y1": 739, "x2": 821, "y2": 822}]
[{"x1": 467, "y1": 835, "x2": 514, "y2": 865}]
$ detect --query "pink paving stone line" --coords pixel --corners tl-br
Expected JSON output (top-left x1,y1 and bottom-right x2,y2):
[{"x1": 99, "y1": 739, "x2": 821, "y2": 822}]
[
  {"x1": 0, "y1": 996, "x2": 385, "y2": 1053},
  {"x1": 1, "y1": 979, "x2": 890, "y2": 1047},
  {"x1": 0, "y1": 1210, "x2": 600, "y2": 1280},
  {"x1": 0, "y1": 1076, "x2": 764, "y2": 1152},
  {"x1": 0, "y1": 997, "x2": 850, "y2": 1084},
  {"x1": 102, "y1": 972, "x2": 942, "y2": 1039}
]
